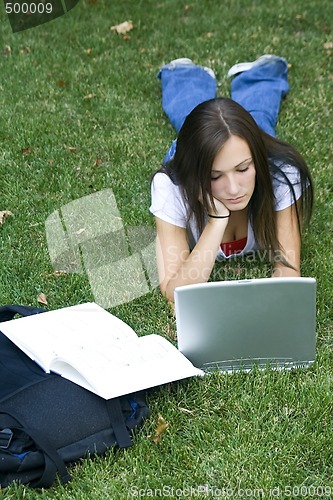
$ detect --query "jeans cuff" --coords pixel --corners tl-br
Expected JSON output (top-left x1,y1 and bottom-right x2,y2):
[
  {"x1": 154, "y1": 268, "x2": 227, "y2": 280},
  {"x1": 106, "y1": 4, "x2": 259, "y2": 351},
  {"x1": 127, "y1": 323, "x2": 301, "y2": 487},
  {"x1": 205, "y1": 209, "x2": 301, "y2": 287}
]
[{"x1": 157, "y1": 59, "x2": 216, "y2": 80}]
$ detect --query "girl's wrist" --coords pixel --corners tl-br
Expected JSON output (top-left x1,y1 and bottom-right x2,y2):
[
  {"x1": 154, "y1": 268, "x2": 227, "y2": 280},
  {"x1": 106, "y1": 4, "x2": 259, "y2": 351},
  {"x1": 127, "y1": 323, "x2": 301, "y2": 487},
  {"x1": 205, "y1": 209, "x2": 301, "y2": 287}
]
[
  {"x1": 207, "y1": 209, "x2": 231, "y2": 219},
  {"x1": 207, "y1": 214, "x2": 230, "y2": 228}
]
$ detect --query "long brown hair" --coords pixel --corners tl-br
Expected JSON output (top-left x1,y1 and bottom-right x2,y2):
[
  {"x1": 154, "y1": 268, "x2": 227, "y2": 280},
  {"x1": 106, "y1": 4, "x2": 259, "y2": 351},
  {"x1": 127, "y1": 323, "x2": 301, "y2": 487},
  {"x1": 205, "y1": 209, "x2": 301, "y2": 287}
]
[{"x1": 157, "y1": 97, "x2": 313, "y2": 264}]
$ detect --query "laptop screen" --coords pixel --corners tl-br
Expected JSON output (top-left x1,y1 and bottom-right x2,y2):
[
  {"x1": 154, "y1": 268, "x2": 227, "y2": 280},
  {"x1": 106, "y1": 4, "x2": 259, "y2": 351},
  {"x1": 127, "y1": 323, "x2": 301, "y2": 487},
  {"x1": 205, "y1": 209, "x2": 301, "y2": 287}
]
[{"x1": 174, "y1": 277, "x2": 316, "y2": 372}]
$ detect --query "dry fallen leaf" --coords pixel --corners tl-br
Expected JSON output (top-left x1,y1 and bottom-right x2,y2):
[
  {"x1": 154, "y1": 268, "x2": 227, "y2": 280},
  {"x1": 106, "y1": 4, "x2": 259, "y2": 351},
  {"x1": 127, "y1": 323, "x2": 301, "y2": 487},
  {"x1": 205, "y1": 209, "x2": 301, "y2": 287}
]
[
  {"x1": 84, "y1": 48, "x2": 92, "y2": 55},
  {"x1": 148, "y1": 414, "x2": 168, "y2": 443},
  {"x1": 4, "y1": 45, "x2": 12, "y2": 56},
  {"x1": 0, "y1": 210, "x2": 13, "y2": 225},
  {"x1": 56, "y1": 80, "x2": 68, "y2": 88},
  {"x1": 83, "y1": 93, "x2": 96, "y2": 100},
  {"x1": 93, "y1": 157, "x2": 102, "y2": 167},
  {"x1": 22, "y1": 146, "x2": 32, "y2": 155},
  {"x1": 64, "y1": 145, "x2": 77, "y2": 151},
  {"x1": 110, "y1": 20, "x2": 133, "y2": 35},
  {"x1": 37, "y1": 293, "x2": 48, "y2": 305},
  {"x1": 324, "y1": 42, "x2": 333, "y2": 50},
  {"x1": 178, "y1": 407, "x2": 194, "y2": 415}
]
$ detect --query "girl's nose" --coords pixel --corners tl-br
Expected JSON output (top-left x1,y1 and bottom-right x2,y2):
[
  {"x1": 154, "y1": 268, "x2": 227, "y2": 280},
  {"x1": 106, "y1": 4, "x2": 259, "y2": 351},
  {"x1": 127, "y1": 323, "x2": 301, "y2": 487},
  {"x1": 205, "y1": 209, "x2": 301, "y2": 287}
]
[{"x1": 225, "y1": 175, "x2": 239, "y2": 196}]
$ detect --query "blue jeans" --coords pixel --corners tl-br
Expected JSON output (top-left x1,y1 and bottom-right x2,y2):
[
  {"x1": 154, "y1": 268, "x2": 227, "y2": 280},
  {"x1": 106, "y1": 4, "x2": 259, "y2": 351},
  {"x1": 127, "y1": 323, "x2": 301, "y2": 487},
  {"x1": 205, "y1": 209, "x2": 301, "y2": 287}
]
[{"x1": 158, "y1": 57, "x2": 289, "y2": 163}]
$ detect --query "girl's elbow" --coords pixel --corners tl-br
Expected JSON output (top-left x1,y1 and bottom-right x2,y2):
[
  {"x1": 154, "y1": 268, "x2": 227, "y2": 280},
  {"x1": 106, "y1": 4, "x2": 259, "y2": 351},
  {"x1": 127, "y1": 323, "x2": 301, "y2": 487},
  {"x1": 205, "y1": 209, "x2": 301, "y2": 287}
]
[{"x1": 159, "y1": 281, "x2": 175, "y2": 303}]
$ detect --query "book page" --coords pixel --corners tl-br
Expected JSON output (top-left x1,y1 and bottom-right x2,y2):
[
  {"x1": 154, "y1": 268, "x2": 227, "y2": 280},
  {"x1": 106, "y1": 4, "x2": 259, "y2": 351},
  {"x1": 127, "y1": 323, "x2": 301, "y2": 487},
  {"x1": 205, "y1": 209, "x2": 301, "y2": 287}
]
[
  {"x1": 50, "y1": 333, "x2": 203, "y2": 398},
  {"x1": 0, "y1": 303, "x2": 203, "y2": 398},
  {"x1": 0, "y1": 303, "x2": 138, "y2": 371}
]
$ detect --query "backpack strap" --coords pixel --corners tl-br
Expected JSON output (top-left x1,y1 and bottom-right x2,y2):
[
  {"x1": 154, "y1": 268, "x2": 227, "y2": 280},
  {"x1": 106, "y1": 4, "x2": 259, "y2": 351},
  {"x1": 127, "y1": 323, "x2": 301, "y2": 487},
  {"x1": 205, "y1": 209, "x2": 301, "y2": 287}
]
[
  {"x1": 0, "y1": 305, "x2": 46, "y2": 322},
  {"x1": 26, "y1": 425, "x2": 72, "y2": 488},
  {"x1": 106, "y1": 398, "x2": 133, "y2": 448},
  {"x1": 0, "y1": 412, "x2": 71, "y2": 488}
]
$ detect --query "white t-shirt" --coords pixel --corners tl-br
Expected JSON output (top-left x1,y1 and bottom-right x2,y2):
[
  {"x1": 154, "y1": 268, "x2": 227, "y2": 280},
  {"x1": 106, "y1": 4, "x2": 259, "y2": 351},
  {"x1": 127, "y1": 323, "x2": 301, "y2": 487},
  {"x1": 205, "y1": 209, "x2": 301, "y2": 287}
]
[{"x1": 150, "y1": 164, "x2": 303, "y2": 260}]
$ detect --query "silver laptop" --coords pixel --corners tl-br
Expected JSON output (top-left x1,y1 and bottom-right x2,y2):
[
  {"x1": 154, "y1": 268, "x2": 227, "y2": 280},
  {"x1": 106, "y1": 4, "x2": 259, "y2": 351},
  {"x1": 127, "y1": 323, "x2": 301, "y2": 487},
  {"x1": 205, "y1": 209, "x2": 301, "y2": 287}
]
[{"x1": 174, "y1": 277, "x2": 316, "y2": 372}]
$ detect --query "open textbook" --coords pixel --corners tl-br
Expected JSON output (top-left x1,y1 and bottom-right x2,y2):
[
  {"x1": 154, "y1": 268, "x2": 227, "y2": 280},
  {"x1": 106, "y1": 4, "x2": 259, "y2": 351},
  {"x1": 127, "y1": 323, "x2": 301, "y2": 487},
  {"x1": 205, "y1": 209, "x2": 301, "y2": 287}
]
[{"x1": 0, "y1": 302, "x2": 203, "y2": 399}]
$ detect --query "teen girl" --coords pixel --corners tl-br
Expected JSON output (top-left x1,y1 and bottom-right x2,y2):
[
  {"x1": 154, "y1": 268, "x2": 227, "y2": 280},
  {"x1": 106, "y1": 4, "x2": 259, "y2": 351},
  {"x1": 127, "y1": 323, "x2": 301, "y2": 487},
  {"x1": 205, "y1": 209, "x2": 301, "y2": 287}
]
[{"x1": 150, "y1": 56, "x2": 313, "y2": 302}]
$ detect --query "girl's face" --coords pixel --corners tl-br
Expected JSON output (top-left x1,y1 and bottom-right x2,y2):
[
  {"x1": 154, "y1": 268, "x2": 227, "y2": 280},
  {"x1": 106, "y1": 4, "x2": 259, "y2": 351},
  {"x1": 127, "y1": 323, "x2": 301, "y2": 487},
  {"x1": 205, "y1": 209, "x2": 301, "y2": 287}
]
[{"x1": 210, "y1": 134, "x2": 256, "y2": 212}]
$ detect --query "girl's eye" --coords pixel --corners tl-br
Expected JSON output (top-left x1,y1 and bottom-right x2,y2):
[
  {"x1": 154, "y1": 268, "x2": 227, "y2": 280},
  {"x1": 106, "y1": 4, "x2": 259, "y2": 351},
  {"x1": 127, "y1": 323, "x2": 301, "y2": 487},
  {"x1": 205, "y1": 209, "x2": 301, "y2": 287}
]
[{"x1": 238, "y1": 160, "x2": 253, "y2": 172}]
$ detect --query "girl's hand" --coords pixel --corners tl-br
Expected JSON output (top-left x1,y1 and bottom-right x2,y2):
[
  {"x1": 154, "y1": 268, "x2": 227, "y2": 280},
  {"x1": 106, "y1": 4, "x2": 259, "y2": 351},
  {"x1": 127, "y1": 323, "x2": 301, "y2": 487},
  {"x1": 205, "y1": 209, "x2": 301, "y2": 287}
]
[
  {"x1": 209, "y1": 196, "x2": 230, "y2": 217},
  {"x1": 199, "y1": 191, "x2": 230, "y2": 218}
]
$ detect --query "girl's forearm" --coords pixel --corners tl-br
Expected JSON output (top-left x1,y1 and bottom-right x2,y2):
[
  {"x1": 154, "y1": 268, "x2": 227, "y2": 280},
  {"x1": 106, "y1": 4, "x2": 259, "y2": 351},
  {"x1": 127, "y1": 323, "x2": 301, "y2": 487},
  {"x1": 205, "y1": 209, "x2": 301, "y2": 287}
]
[{"x1": 164, "y1": 218, "x2": 228, "y2": 301}]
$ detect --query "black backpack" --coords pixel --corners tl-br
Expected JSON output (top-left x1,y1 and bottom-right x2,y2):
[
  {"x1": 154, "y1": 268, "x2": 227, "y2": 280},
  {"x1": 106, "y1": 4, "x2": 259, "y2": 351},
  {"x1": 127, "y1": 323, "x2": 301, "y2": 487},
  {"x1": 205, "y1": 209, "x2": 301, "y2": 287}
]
[{"x1": 0, "y1": 305, "x2": 149, "y2": 489}]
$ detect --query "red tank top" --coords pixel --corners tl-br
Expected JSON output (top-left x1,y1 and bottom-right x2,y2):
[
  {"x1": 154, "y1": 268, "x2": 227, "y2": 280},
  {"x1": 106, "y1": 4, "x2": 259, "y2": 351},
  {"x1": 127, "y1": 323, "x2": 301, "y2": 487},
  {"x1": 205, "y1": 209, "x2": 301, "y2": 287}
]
[{"x1": 221, "y1": 237, "x2": 247, "y2": 257}]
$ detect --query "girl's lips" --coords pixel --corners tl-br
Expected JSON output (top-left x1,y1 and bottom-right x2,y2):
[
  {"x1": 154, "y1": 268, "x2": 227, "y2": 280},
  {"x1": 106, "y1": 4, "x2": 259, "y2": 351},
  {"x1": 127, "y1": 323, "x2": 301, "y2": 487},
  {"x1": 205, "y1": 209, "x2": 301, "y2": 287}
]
[{"x1": 226, "y1": 195, "x2": 246, "y2": 204}]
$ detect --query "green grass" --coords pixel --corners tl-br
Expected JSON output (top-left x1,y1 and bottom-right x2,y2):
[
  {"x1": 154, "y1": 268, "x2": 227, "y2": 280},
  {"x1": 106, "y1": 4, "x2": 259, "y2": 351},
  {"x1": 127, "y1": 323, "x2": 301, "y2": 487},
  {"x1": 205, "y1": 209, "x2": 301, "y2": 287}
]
[{"x1": 0, "y1": 0, "x2": 333, "y2": 497}]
